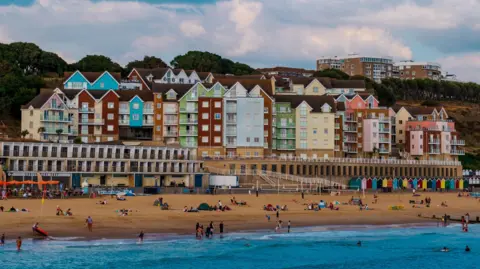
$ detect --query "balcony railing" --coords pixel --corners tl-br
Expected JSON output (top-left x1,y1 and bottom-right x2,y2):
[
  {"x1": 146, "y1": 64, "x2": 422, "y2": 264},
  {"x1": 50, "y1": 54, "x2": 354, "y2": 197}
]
[
  {"x1": 335, "y1": 123, "x2": 340, "y2": 129},
  {"x1": 40, "y1": 116, "x2": 72, "y2": 122},
  {"x1": 225, "y1": 129, "x2": 237, "y2": 136},
  {"x1": 379, "y1": 138, "x2": 390, "y2": 143},
  {"x1": 278, "y1": 122, "x2": 295, "y2": 128},
  {"x1": 344, "y1": 137, "x2": 357, "y2": 143},
  {"x1": 226, "y1": 119, "x2": 237, "y2": 124},
  {"x1": 119, "y1": 109, "x2": 129, "y2": 114},
  {"x1": 79, "y1": 107, "x2": 94, "y2": 113},
  {"x1": 428, "y1": 139, "x2": 440, "y2": 144},
  {"x1": 451, "y1": 150, "x2": 465, "y2": 155},
  {"x1": 277, "y1": 133, "x2": 295, "y2": 139},
  {"x1": 180, "y1": 107, "x2": 198, "y2": 113},
  {"x1": 41, "y1": 128, "x2": 77, "y2": 135},
  {"x1": 164, "y1": 131, "x2": 178, "y2": 137},
  {"x1": 429, "y1": 149, "x2": 440, "y2": 154},
  {"x1": 164, "y1": 120, "x2": 178, "y2": 125},
  {"x1": 226, "y1": 142, "x2": 237, "y2": 148},
  {"x1": 379, "y1": 148, "x2": 389, "y2": 153},
  {"x1": 183, "y1": 142, "x2": 198, "y2": 147},
  {"x1": 179, "y1": 119, "x2": 198, "y2": 124},
  {"x1": 80, "y1": 119, "x2": 104, "y2": 125},
  {"x1": 379, "y1": 128, "x2": 390, "y2": 133},
  {"x1": 143, "y1": 120, "x2": 154, "y2": 125},
  {"x1": 335, "y1": 135, "x2": 340, "y2": 140},
  {"x1": 334, "y1": 145, "x2": 340, "y2": 151},
  {"x1": 119, "y1": 119, "x2": 130, "y2": 125},
  {"x1": 143, "y1": 108, "x2": 154, "y2": 114},
  {"x1": 344, "y1": 128, "x2": 357, "y2": 132},
  {"x1": 276, "y1": 144, "x2": 295, "y2": 150},
  {"x1": 226, "y1": 107, "x2": 237, "y2": 113},
  {"x1": 451, "y1": 139, "x2": 465, "y2": 145},
  {"x1": 164, "y1": 109, "x2": 178, "y2": 114},
  {"x1": 179, "y1": 130, "x2": 198, "y2": 136},
  {"x1": 344, "y1": 148, "x2": 358, "y2": 153},
  {"x1": 345, "y1": 117, "x2": 357, "y2": 122}
]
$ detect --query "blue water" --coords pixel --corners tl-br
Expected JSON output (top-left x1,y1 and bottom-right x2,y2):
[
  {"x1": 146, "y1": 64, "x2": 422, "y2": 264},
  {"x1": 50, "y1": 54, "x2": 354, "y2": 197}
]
[{"x1": 1, "y1": 224, "x2": 479, "y2": 269}]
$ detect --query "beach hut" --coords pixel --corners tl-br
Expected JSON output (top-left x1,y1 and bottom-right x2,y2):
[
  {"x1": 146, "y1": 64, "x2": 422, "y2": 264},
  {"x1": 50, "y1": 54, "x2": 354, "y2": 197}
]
[
  {"x1": 422, "y1": 178, "x2": 428, "y2": 190},
  {"x1": 464, "y1": 179, "x2": 469, "y2": 189},
  {"x1": 459, "y1": 179, "x2": 464, "y2": 190},
  {"x1": 440, "y1": 178, "x2": 446, "y2": 189},
  {"x1": 361, "y1": 178, "x2": 367, "y2": 190},
  {"x1": 449, "y1": 179, "x2": 455, "y2": 190},
  {"x1": 412, "y1": 178, "x2": 418, "y2": 189},
  {"x1": 349, "y1": 177, "x2": 361, "y2": 190},
  {"x1": 382, "y1": 178, "x2": 388, "y2": 188},
  {"x1": 436, "y1": 179, "x2": 441, "y2": 189},
  {"x1": 367, "y1": 178, "x2": 372, "y2": 189},
  {"x1": 377, "y1": 178, "x2": 382, "y2": 189},
  {"x1": 455, "y1": 179, "x2": 460, "y2": 189},
  {"x1": 387, "y1": 178, "x2": 393, "y2": 189},
  {"x1": 430, "y1": 178, "x2": 436, "y2": 190},
  {"x1": 392, "y1": 178, "x2": 398, "y2": 190},
  {"x1": 372, "y1": 178, "x2": 377, "y2": 190},
  {"x1": 402, "y1": 178, "x2": 408, "y2": 189}
]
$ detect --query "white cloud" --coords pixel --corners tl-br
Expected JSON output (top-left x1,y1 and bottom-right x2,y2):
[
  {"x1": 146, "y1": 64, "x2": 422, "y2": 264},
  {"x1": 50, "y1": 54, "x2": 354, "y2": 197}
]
[
  {"x1": 437, "y1": 53, "x2": 480, "y2": 83},
  {"x1": 179, "y1": 21, "x2": 206, "y2": 37},
  {"x1": 0, "y1": 25, "x2": 12, "y2": 43}
]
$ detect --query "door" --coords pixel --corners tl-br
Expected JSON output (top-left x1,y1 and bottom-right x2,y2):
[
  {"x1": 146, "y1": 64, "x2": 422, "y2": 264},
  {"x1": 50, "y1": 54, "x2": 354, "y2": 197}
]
[
  {"x1": 134, "y1": 174, "x2": 143, "y2": 187},
  {"x1": 72, "y1": 173, "x2": 81, "y2": 188},
  {"x1": 195, "y1": 174, "x2": 203, "y2": 188}
]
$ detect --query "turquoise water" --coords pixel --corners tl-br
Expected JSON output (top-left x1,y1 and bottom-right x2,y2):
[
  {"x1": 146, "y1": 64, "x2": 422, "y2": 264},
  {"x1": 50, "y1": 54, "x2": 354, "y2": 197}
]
[{"x1": 1, "y1": 224, "x2": 479, "y2": 269}]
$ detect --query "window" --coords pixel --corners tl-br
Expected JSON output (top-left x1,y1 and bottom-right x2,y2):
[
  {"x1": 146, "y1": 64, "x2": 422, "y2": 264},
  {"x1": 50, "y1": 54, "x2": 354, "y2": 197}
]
[
  {"x1": 215, "y1": 102, "x2": 221, "y2": 108},
  {"x1": 420, "y1": 145, "x2": 423, "y2": 149},
  {"x1": 214, "y1": 113, "x2": 221, "y2": 120},
  {"x1": 246, "y1": 137, "x2": 250, "y2": 142},
  {"x1": 107, "y1": 125, "x2": 114, "y2": 131},
  {"x1": 107, "y1": 113, "x2": 114, "y2": 120},
  {"x1": 313, "y1": 87, "x2": 319, "y2": 93},
  {"x1": 411, "y1": 134, "x2": 414, "y2": 139},
  {"x1": 156, "y1": 126, "x2": 161, "y2": 132},
  {"x1": 214, "y1": 125, "x2": 221, "y2": 131},
  {"x1": 202, "y1": 101, "x2": 209, "y2": 108},
  {"x1": 373, "y1": 133, "x2": 377, "y2": 138},
  {"x1": 300, "y1": 130, "x2": 307, "y2": 138},
  {"x1": 202, "y1": 113, "x2": 209, "y2": 119},
  {"x1": 172, "y1": 78, "x2": 176, "y2": 82},
  {"x1": 300, "y1": 105, "x2": 307, "y2": 116},
  {"x1": 313, "y1": 139, "x2": 318, "y2": 145},
  {"x1": 300, "y1": 140, "x2": 307, "y2": 149},
  {"x1": 156, "y1": 103, "x2": 161, "y2": 109},
  {"x1": 313, "y1": 128, "x2": 317, "y2": 134},
  {"x1": 29, "y1": 121, "x2": 33, "y2": 128},
  {"x1": 202, "y1": 125, "x2": 209, "y2": 131},
  {"x1": 107, "y1": 137, "x2": 113, "y2": 142},
  {"x1": 108, "y1": 102, "x2": 114, "y2": 109},
  {"x1": 264, "y1": 107, "x2": 269, "y2": 113},
  {"x1": 254, "y1": 152, "x2": 259, "y2": 157},
  {"x1": 254, "y1": 137, "x2": 260, "y2": 143},
  {"x1": 179, "y1": 78, "x2": 184, "y2": 83},
  {"x1": 132, "y1": 114, "x2": 139, "y2": 120},
  {"x1": 30, "y1": 110, "x2": 33, "y2": 116},
  {"x1": 133, "y1": 103, "x2": 139, "y2": 109},
  {"x1": 324, "y1": 117, "x2": 328, "y2": 123},
  {"x1": 373, "y1": 122, "x2": 377, "y2": 128},
  {"x1": 214, "y1": 136, "x2": 221, "y2": 143},
  {"x1": 399, "y1": 130, "x2": 403, "y2": 134},
  {"x1": 264, "y1": 119, "x2": 268, "y2": 125},
  {"x1": 202, "y1": 137, "x2": 208, "y2": 143},
  {"x1": 399, "y1": 120, "x2": 403, "y2": 124},
  {"x1": 100, "y1": 82, "x2": 105, "y2": 88},
  {"x1": 300, "y1": 119, "x2": 307, "y2": 127},
  {"x1": 156, "y1": 114, "x2": 161, "y2": 120},
  {"x1": 399, "y1": 140, "x2": 403, "y2": 143},
  {"x1": 324, "y1": 128, "x2": 328, "y2": 134}
]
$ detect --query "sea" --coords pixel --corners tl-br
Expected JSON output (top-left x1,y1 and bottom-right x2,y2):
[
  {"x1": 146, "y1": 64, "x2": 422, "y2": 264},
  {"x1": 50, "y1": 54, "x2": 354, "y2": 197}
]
[{"x1": 1, "y1": 224, "x2": 479, "y2": 269}]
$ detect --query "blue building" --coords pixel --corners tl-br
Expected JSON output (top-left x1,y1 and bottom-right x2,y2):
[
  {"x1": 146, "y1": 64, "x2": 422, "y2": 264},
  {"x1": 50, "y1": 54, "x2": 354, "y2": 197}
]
[{"x1": 63, "y1": 71, "x2": 120, "y2": 90}]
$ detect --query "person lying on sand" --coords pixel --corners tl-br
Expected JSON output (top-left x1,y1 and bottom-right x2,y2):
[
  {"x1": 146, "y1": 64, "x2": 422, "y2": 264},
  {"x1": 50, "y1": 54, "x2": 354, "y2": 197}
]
[
  {"x1": 116, "y1": 196, "x2": 126, "y2": 201},
  {"x1": 65, "y1": 208, "x2": 73, "y2": 216},
  {"x1": 56, "y1": 205, "x2": 64, "y2": 216},
  {"x1": 441, "y1": 201, "x2": 448, "y2": 207},
  {"x1": 9, "y1": 206, "x2": 17, "y2": 212},
  {"x1": 97, "y1": 200, "x2": 108, "y2": 205}
]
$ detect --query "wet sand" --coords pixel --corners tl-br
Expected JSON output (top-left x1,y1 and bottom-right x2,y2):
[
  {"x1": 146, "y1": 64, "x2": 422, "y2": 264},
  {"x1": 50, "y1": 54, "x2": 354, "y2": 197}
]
[{"x1": 0, "y1": 192, "x2": 478, "y2": 239}]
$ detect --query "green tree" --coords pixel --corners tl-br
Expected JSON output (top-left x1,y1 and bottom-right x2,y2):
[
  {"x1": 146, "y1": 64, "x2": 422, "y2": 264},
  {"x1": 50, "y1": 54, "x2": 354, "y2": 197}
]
[
  {"x1": 70, "y1": 55, "x2": 124, "y2": 74},
  {"x1": 20, "y1": 129, "x2": 29, "y2": 140},
  {"x1": 37, "y1": 127, "x2": 45, "y2": 134},
  {"x1": 126, "y1": 56, "x2": 169, "y2": 70},
  {"x1": 170, "y1": 51, "x2": 258, "y2": 75},
  {"x1": 55, "y1": 129, "x2": 63, "y2": 143},
  {"x1": 313, "y1": 68, "x2": 350, "y2": 80}
]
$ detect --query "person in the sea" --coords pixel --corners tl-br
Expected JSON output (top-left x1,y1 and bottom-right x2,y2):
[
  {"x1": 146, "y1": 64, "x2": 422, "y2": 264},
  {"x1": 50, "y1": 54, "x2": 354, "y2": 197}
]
[
  {"x1": 86, "y1": 216, "x2": 93, "y2": 232},
  {"x1": 0, "y1": 233, "x2": 5, "y2": 246},
  {"x1": 209, "y1": 221, "x2": 214, "y2": 237},
  {"x1": 138, "y1": 231, "x2": 144, "y2": 243},
  {"x1": 441, "y1": 247, "x2": 449, "y2": 252},
  {"x1": 465, "y1": 246, "x2": 470, "y2": 252},
  {"x1": 16, "y1": 236, "x2": 22, "y2": 251},
  {"x1": 357, "y1": 241, "x2": 362, "y2": 246},
  {"x1": 219, "y1": 221, "x2": 224, "y2": 235},
  {"x1": 287, "y1": 220, "x2": 291, "y2": 233}
]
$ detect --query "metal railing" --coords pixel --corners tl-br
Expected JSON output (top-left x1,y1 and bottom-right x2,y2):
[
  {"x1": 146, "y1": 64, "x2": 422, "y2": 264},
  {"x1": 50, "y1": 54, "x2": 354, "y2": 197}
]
[{"x1": 451, "y1": 140, "x2": 465, "y2": 145}]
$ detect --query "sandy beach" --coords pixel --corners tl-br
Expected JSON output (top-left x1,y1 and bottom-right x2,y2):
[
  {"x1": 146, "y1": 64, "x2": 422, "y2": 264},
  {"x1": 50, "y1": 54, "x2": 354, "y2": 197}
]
[{"x1": 0, "y1": 191, "x2": 478, "y2": 240}]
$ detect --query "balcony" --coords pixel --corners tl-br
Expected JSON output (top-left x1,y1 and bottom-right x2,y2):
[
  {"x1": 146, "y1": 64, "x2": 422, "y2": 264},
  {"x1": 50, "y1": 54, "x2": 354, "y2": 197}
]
[
  {"x1": 379, "y1": 128, "x2": 390, "y2": 133},
  {"x1": 179, "y1": 107, "x2": 198, "y2": 113},
  {"x1": 143, "y1": 120, "x2": 154, "y2": 126},
  {"x1": 344, "y1": 137, "x2": 357, "y2": 143},
  {"x1": 344, "y1": 128, "x2": 357, "y2": 133},
  {"x1": 119, "y1": 109, "x2": 129, "y2": 114},
  {"x1": 451, "y1": 150, "x2": 465, "y2": 155},
  {"x1": 164, "y1": 120, "x2": 178, "y2": 125},
  {"x1": 179, "y1": 130, "x2": 198, "y2": 136},
  {"x1": 277, "y1": 133, "x2": 295, "y2": 139},
  {"x1": 345, "y1": 117, "x2": 357, "y2": 122},
  {"x1": 79, "y1": 107, "x2": 94, "y2": 113},
  {"x1": 278, "y1": 122, "x2": 295, "y2": 128},
  {"x1": 451, "y1": 139, "x2": 465, "y2": 145},
  {"x1": 119, "y1": 119, "x2": 130, "y2": 125},
  {"x1": 344, "y1": 148, "x2": 358, "y2": 153},
  {"x1": 41, "y1": 128, "x2": 77, "y2": 135},
  {"x1": 225, "y1": 129, "x2": 237, "y2": 136},
  {"x1": 226, "y1": 106, "x2": 237, "y2": 113},
  {"x1": 379, "y1": 148, "x2": 389, "y2": 153},
  {"x1": 143, "y1": 108, "x2": 154, "y2": 114},
  {"x1": 264, "y1": 142, "x2": 268, "y2": 148},
  {"x1": 226, "y1": 142, "x2": 237, "y2": 148},
  {"x1": 335, "y1": 123, "x2": 340, "y2": 129},
  {"x1": 164, "y1": 109, "x2": 178, "y2": 114},
  {"x1": 428, "y1": 139, "x2": 440, "y2": 144},
  {"x1": 179, "y1": 118, "x2": 198, "y2": 124},
  {"x1": 429, "y1": 149, "x2": 440, "y2": 154},
  {"x1": 379, "y1": 117, "x2": 390, "y2": 123},
  {"x1": 40, "y1": 116, "x2": 72, "y2": 123},
  {"x1": 45, "y1": 105, "x2": 66, "y2": 110},
  {"x1": 80, "y1": 118, "x2": 104, "y2": 125},
  {"x1": 277, "y1": 144, "x2": 295, "y2": 150},
  {"x1": 226, "y1": 119, "x2": 237, "y2": 124},
  {"x1": 334, "y1": 145, "x2": 340, "y2": 151},
  {"x1": 164, "y1": 131, "x2": 178, "y2": 137},
  {"x1": 183, "y1": 141, "x2": 198, "y2": 147},
  {"x1": 335, "y1": 134, "x2": 340, "y2": 140}
]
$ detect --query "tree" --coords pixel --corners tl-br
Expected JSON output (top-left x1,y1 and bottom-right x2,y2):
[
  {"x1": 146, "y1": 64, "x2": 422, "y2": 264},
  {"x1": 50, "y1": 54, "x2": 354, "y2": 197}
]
[
  {"x1": 55, "y1": 129, "x2": 63, "y2": 143},
  {"x1": 170, "y1": 51, "x2": 258, "y2": 75},
  {"x1": 70, "y1": 55, "x2": 124, "y2": 74},
  {"x1": 374, "y1": 84, "x2": 396, "y2": 107},
  {"x1": 20, "y1": 129, "x2": 29, "y2": 140},
  {"x1": 37, "y1": 127, "x2": 45, "y2": 134},
  {"x1": 126, "y1": 56, "x2": 169, "y2": 70},
  {"x1": 313, "y1": 68, "x2": 350, "y2": 80},
  {"x1": 73, "y1": 137, "x2": 82, "y2": 144}
]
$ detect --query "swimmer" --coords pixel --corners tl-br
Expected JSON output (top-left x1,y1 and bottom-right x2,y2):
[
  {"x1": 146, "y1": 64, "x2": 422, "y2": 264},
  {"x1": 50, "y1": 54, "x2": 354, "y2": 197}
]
[
  {"x1": 138, "y1": 230, "x2": 144, "y2": 243},
  {"x1": 441, "y1": 247, "x2": 449, "y2": 252},
  {"x1": 16, "y1": 236, "x2": 22, "y2": 251},
  {"x1": 465, "y1": 246, "x2": 470, "y2": 252},
  {"x1": 357, "y1": 241, "x2": 362, "y2": 246},
  {"x1": 245, "y1": 243, "x2": 251, "y2": 247}
]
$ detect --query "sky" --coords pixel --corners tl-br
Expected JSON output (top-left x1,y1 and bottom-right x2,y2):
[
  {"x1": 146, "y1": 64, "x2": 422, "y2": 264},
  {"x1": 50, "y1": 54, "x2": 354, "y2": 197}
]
[{"x1": 0, "y1": 0, "x2": 479, "y2": 82}]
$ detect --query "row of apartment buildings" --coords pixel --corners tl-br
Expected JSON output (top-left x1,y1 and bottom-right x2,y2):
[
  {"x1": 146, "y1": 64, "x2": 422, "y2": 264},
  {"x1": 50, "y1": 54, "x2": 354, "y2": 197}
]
[
  {"x1": 316, "y1": 55, "x2": 444, "y2": 83},
  {"x1": 20, "y1": 68, "x2": 464, "y2": 161}
]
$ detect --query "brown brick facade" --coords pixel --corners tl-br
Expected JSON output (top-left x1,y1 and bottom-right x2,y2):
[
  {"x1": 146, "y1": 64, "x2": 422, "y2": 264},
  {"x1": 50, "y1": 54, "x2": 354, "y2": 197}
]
[
  {"x1": 198, "y1": 97, "x2": 223, "y2": 148},
  {"x1": 101, "y1": 91, "x2": 119, "y2": 136}
]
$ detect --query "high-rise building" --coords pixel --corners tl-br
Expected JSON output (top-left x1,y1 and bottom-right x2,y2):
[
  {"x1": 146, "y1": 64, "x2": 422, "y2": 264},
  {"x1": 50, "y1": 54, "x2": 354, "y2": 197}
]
[{"x1": 393, "y1": 61, "x2": 441, "y2": 80}]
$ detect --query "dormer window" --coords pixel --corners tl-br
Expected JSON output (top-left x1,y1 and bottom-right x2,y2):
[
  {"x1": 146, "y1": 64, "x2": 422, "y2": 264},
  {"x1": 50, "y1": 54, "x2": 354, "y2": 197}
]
[
  {"x1": 321, "y1": 104, "x2": 331, "y2": 113},
  {"x1": 147, "y1": 74, "x2": 153, "y2": 82},
  {"x1": 172, "y1": 78, "x2": 176, "y2": 83}
]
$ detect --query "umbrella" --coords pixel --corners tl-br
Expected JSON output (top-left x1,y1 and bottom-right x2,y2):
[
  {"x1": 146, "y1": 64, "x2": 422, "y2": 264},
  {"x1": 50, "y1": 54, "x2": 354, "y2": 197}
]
[
  {"x1": 22, "y1": 180, "x2": 36, "y2": 184},
  {"x1": 7, "y1": 180, "x2": 20, "y2": 185},
  {"x1": 38, "y1": 180, "x2": 60, "y2": 185}
]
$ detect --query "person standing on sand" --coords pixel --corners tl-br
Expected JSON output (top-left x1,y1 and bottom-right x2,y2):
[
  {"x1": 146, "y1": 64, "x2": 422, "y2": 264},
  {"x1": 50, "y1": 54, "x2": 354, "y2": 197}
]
[
  {"x1": 276, "y1": 210, "x2": 279, "y2": 220},
  {"x1": 266, "y1": 214, "x2": 270, "y2": 222},
  {"x1": 16, "y1": 236, "x2": 22, "y2": 251},
  {"x1": 288, "y1": 221, "x2": 291, "y2": 233},
  {"x1": 86, "y1": 216, "x2": 93, "y2": 232},
  {"x1": 1, "y1": 233, "x2": 5, "y2": 246},
  {"x1": 138, "y1": 231, "x2": 144, "y2": 243}
]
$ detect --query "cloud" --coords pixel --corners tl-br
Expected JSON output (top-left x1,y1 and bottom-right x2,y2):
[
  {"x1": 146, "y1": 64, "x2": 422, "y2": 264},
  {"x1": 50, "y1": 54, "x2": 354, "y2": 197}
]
[
  {"x1": 437, "y1": 53, "x2": 480, "y2": 83},
  {"x1": 179, "y1": 20, "x2": 206, "y2": 37},
  {"x1": 0, "y1": 0, "x2": 476, "y2": 83}
]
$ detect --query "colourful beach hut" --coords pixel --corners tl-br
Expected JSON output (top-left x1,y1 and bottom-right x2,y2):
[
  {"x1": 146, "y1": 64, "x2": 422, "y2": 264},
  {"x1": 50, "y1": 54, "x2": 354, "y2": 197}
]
[
  {"x1": 440, "y1": 178, "x2": 446, "y2": 189},
  {"x1": 459, "y1": 179, "x2": 464, "y2": 190},
  {"x1": 377, "y1": 178, "x2": 382, "y2": 189},
  {"x1": 393, "y1": 178, "x2": 398, "y2": 190},
  {"x1": 372, "y1": 178, "x2": 377, "y2": 190},
  {"x1": 455, "y1": 179, "x2": 460, "y2": 189},
  {"x1": 387, "y1": 178, "x2": 393, "y2": 188},
  {"x1": 348, "y1": 177, "x2": 361, "y2": 190},
  {"x1": 431, "y1": 178, "x2": 437, "y2": 190},
  {"x1": 436, "y1": 179, "x2": 441, "y2": 189},
  {"x1": 412, "y1": 178, "x2": 418, "y2": 189},
  {"x1": 367, "y1": 178, "x2": 372, "y2": 189},
  {"x1": 402, "y1": 178, "x2": 408, "y2": 188},
  {"x1": 464, "y1": 179, "x2": 469, "y2": 189},
  {"x1": 449, "y1": 179, "x2": 455, "y2": 190},
  {"x1": 361, "y1": 178, "x2": 367, "y2": 190},
  {"x1": 382, "y1": 178, "x2": 388, "y2": 188}
]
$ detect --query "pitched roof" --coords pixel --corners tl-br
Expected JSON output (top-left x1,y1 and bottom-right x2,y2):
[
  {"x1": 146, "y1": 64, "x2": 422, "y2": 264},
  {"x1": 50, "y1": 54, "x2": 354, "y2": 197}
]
[
  {"x1": 402, "y1": 106, "x2": 437, "y2": 116},
  {"x1": 336, "y1": 102, "x2": 346, "y2": 111},
  {"x1": 238, "y1": 74, "x2": 266, "y2": 79},
  {"x1": 274, "y1": 95, "x2": 336, "y2": 113},
  {"x1": 214, "y1": 78, "x2": 274, "y2": 96},
  {"x1": 151, "y1": 83, "x2": 193, "y2": 100},
  {"x1": 116, "y1": 90, "x2": 154, "y2": 102},
  {"x1": 134, "y1": 68, "x2": 170, "y2": 89},
  {"x1": 290, "y1": 77, "x2": 333, "y2": 88},
  {"x1": 331, "y1": 79, "x2": 365, "y2": 89},
  {"x1": 63, "y1": 71, "x2": 121, "y2": 84},
  {"x1": 22, "y1": 89, "x2": 54, "y2": 109},
  {"x1": 196, "y1": 72, "x2": 211, "y2": 80},
  {"x1": 257, "y1": 66, "x2": 315, "y2": 74},
  {"x1": 61, "y1": 89, "x2": 82, "y2": 99}
]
